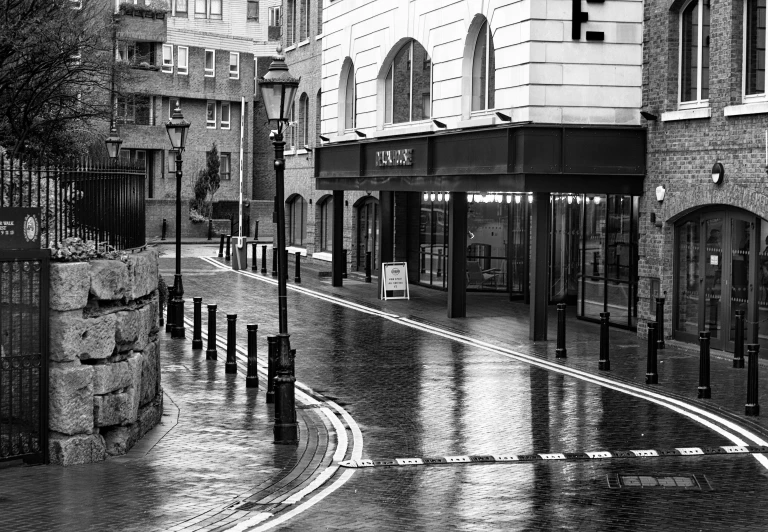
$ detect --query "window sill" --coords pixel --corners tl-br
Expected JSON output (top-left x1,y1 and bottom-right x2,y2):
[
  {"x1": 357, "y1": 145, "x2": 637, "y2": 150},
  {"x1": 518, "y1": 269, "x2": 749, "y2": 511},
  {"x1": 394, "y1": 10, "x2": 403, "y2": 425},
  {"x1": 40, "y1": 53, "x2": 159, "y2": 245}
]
[
  {"x1": 284, "y1": 44, "x2": 297, "y2": 52},
  {"x1": 229, "y1": 76, "x2": 239, "y2": 80},
  {"x1": 313, "y1": 252, "x2": 332, "y2": 262},
  {"x1": 296, "y1": 40, "x2": 310, "y2": 49},
  {"x1": 378, "y1": 121, "x2": 433, "y2": 138},
  {"x1": 457, "y1": 114, "x2": 501, "y2": 129},
  {"x1": 286, "y1": 246, "x2": 307, "y2": 256},
  {"x1": 724, "y1": 101, "x2": 768, "y2": 117},
  {"x1": 660, "y1": 107, "x2": 712, "y2": 122},
  {"x1": 315, "y1": 34, "x2": 324, "y2": 41}
]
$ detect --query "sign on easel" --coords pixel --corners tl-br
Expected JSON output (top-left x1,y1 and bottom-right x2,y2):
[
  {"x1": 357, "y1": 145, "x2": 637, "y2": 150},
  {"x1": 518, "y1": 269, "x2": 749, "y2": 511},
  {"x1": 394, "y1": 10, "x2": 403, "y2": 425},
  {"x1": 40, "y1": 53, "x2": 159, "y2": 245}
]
[{"x1": 381, "y1": 262, "x2": 409, "y2": 300}]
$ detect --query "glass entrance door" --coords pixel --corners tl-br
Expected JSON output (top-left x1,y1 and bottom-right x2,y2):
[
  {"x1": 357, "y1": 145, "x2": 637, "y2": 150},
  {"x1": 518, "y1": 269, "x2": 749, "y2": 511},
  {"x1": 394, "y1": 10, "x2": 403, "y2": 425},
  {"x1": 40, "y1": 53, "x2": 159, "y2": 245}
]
[
  {"x1": 357, "y1": 198, "x2": 379, "y2": 272},
  {"x1": 701, "y1": 215, "x2": 724, "y2": 347}
]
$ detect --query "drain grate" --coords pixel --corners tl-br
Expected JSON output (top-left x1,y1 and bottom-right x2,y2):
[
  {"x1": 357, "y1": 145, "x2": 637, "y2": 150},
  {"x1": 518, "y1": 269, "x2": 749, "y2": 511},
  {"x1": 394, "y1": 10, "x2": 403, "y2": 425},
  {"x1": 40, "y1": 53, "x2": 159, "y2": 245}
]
[{"x1": 607, "y1": 473, "x2": 712, "y2": 490}]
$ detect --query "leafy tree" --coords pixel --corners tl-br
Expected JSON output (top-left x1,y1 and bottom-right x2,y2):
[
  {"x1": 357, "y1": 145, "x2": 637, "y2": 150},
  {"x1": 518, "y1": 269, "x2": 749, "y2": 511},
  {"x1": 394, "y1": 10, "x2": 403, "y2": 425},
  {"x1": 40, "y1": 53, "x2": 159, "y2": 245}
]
[{"x1": 191, "y1": 142, "x2": 221, "y2": 218}]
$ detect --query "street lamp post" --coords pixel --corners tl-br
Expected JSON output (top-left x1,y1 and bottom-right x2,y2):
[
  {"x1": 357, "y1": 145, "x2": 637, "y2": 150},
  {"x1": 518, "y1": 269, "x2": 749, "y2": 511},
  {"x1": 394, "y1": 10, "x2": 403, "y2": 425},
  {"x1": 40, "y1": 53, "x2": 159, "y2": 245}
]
[
  {"x1": 258, "y1": 47, "x2": 300, "y2": 445},
  {"x1": 105, "y1": 122, "x2": 122, "y2": 161},
  {"x1": 165, "y1": 101, "x2": 191, "y2": 339}
]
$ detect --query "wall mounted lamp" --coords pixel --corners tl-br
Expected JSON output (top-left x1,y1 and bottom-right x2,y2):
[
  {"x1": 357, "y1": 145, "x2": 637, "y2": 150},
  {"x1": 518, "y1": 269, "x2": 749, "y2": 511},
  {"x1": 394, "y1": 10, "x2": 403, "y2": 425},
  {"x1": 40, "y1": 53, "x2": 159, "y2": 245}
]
[
  {"x1": 655, "y1": 185, "x2": 666, "y2": 203},
  {"x1": 433, "y1": 119, "x2": 447, "y2": 129},
  {"x1": 711, "y1": 161, "x2": 724, "y2": 185},
  {"x1": 640, "y1": 110, "x2": 658, "y2": 121},
  {"x1": 495, "y1": 111, "x2": 511, "y2": 122},
  {"x1": 319, "y1": 135, "x2": 330, "y2": 142},
  {"x1": 354, "y1": 130, "x2": 366, "y2": 138}
]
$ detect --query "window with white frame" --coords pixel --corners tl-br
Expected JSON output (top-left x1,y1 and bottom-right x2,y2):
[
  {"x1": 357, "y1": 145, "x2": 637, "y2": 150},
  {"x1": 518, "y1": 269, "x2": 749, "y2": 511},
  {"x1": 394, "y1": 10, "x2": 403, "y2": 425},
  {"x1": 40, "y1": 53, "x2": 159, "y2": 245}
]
[
  {"x1": 207, "y1": 100, "x2": 216, "y2": 127},
  {"x1": 745, "y1": 0, "x2": 767, "y2": 98},
  {"x1": 219, "y1": 153, "x2": 231, "y2": 180},
  {"x1": 175, "y1": 0, "x2": 187, "y2": 13},
  {"x1": 300, "y1": 0, "x2": 309, "y2": 42},
  {"x1": 286, "y1": 106, "x2": 296, "y2": 150},
  {"x1": 471, "y1": 19, "x2": 496, "y2": 112},
  {"x1": 247, "y1": 0, "x2": 259, "y2": 20},
  {"x1": 288, "y1": 195, "x2": 307, "y2": 246},
  {"x1": 679, "y1": 0, "x2": 710, "y2": 106},
  {"x1": 162, "y1": 44, "x2": 173, "y2": 72},
  {"x1": 221, "y1": 101, "x2": 231, "y2": 129},
  {"x1": 229, "y1": 52, "x2": 239, "y2": 79},
  {"x1": 205, "y1": 50, "x2": 215, "y2": 77},
  {"x1": 210, "y1": 0, "x2": 221, "y2": 19},
  {"x1": 287, "y1": 0, "x2": 297, "y2": 45},
  {"x1": 168, "y1": 98, "x2": 181, "y2": 119},
  {"x1": 384, "y1": 40, "x2": 431, "y2": 124},
  {"x1": 177, "y1": 46, "x2": 188, "y2": 74},
  {"x1": 268, "y1": 6, "x2": 280, "y2": 26},
  {"x1": 299, "y1": 93, "x2": 309, "y2": 147},
  {"x1": 319, "y1": 196, "x2": 333, "y2": 252},
  {"x1": 343, "y1": 62, "x2": 355, "y2": 130}
]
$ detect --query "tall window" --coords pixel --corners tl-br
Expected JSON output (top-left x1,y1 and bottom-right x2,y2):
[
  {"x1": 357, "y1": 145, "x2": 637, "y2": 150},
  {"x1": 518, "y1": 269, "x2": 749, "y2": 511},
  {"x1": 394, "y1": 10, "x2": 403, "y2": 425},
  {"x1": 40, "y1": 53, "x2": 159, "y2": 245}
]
[
  {"x1": 247, "y1": 0, "x2": 259, "y2": 20},
  {"x1": 221, "y1": 101, "x2": 231, "y2": 129},
  {"x1": 220, "y1": 153, "x2": 231, "y2": 180},
  {"x1": 205, "y1": 49, "x2": 215, "y2": 77},
  {"x1": 319, "y1": 197, "x2": 333, "y2": 252},
  {"x1": 384, "y1": 40, "x2": 431, "y2": 124},
  {"x1": 680, "y1": 0, "x2": 710, "y2": 104},
  {"x1": 286, "y1": 106, "x2": 295, "y2": 150},
  {"x1": 471, "y1": 20, "x2": 496, "y2": 112},
  {"x1": 206, "y1": 101, "x2": 216, "y2": 128},
  {"x1": 176, "y1": 0, "x2": 187, "y2": 13},
  {"x1": 288, "y1": 196, "x2": 307, "y2": 246},
  {"x1": 195, "y1": 0, "x2": 205, "y2": 16},
  {"x1": 316, "y1": 90, "x2": 322, "y2": 143},
  {"x1": 269, "y1": 6, "x2": 280, "y2": 26},
  {"x1": 177, "y1": 46, "x2": 188, "y2": 74},
  {"x1": 287, "y1": 0, "x2": 297, "y2": 45},
  {"x1": 162, "y1": 44, "x2": 173, "y2": 72},
  {"x1": 229, "y1": 52, "x2": 239, "y2": 79},
  {"x1": 344, "y1": 64, "x2": 355, "y2": 129},
  {"x1": 299, "y1": 93, "x2": 309, "y2": 147},
  {"x1": 210, "y1": 0, "x2": 221, "y2": 18},
  {"x1": 300, "y1": 0, "x2": 309, "y2": 42},
  {"x1": 746, "y1": 0, "x2": 767, "y2": 97}
]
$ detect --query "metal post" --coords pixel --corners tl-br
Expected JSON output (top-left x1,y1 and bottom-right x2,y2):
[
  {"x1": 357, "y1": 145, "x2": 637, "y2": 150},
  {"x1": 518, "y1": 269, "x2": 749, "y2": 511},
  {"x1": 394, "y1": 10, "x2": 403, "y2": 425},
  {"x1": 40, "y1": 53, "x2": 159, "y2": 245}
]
[
  {"x1": 734, "y1": 310, "x2": 745, "y2": 368},
  {"x1": 218, "y1": 233, "x2": 225, "y2": 258},
  {"x1": 272, "y1": 247, "x2": 278, "y2": 277},
  {"x1": 698, "y1": 331, "x2": 711, "y2": 399},
  {"x1": 225, "y1": 234, "x2": 231, "y2": 262},
  {"x1": 436, "y1": 248, "x2": 443, "y2": 277},
  {"x1": 365, "y1": 251, "x2": 372, "y2": 283},
  {"x1": 251, "y1": 242, "x2": 258, "y2": 271},
  {"x1": 266, "y1": 335, "x2": 277, "y2": 404},
  {"x1": 599, "y1": 312, "x2": 610, "y2": 370},
  {"x1": 261, "y1": 245, "x2": 268, "y2": 274},
  {"x1": 294, "y1": 251, "x2": 301, "y2": 283},
  {"x1": 208, "y1": 219, "x2": 212, "y2": 241},
  {"x1": 656, "y1": 297, "x2": 665, "y2": 349},
  {"x1": 246, "y1": 324, "x2": 259, "y2": 389},
  {"x1": 342, "y1": 249, "x2": 348, "y2": 278},
  {"x1": 284, "y1": 249, "x2": 289, "y2": 280},
  {"x1": 171, "y1": 152, "x2": 185, "y2": 339},
  {"x1": 646, "y1": 321, "x2": 658, "y2": 384},
  {"x1": 746, "y1": 343, "x2": 760, "y2": 416},
  {"x1": 555, "y1": 303, "x2": 567, "y2": 358},
  {"x1": 165, "y1": 286, "x2": 174, "y2": 333},
  {"x1": 254, "y1": 220, "x2": 259, "y2": 240},
  {"x1": 161, "y1": 218, "x2": 166, "y2": 240},
  {"x1": 206, "y1": 304, "x2": 217, "y2": 360},
  {"x1": 420, "y1": 248, "x2": 426, "y2": 273},
  {"x1": 226, "y1": 314, "x2": 237, "y2": 374},
  {"x1": 192, "y1": 297, "x2": 203, "y2": 350}
]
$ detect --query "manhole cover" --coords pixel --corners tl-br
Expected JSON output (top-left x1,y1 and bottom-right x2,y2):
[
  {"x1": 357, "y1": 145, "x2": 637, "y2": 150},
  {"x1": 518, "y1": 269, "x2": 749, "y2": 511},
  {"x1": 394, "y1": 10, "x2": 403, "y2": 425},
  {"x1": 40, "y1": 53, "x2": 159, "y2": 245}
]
[{"x1": 607, "y1": 473, "x2": 712, "y2": 490}]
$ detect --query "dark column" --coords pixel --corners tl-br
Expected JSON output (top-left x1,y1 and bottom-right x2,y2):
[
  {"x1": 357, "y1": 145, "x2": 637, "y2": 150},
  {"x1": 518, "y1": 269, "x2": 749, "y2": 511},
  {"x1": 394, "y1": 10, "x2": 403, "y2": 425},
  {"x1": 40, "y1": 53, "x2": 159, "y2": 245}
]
[
  {"x1": 530, "y1": 192, "x2": 550, "y2": 341},
  {"x1": 332, "y1": 190, "x2": 344, "y2": 287},
  {"x1": 447, "y1": 192, "x2": 468, "y2": 318},
  {"x1": 378, "y1": 191, "x2": 395, "y2": 296}
]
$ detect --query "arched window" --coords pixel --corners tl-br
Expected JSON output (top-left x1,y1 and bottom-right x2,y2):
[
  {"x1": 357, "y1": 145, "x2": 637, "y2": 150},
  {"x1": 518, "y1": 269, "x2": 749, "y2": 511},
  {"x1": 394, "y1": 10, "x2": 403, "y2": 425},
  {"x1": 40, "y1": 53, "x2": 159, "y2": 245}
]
[
  {"x1": 288, "y1": 195, "x2": 307, "y2": 246},
  {"x1": 384, "y1": 40, "x2": 431, "y2": 124},
  {"x1": 471, "y1": 20, "x2": 495, "y2": 112},
  {"x1": 680, "y1": 0, "x2": 710, "y2": 104},
  {"x1": 340, "y1": 58, "x2": 356, "y2": 130},
  {"x1": 298, "y1": 93, "x2": 309, "y2": 148},
  {"x1": 319, "y1": 196, "x2": 333, "y2": 251},
  {"x1": 315, "y1": 90, "x2": 322, "y2": 143}
]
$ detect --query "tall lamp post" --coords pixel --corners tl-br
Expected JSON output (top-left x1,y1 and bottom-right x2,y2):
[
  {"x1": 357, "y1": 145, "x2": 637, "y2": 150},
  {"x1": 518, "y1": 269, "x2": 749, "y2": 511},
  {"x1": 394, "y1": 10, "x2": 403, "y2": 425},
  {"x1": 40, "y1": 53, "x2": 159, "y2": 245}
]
[
  {"x1": 165, "y1": 101, "x2": 191, "y2": 339},
  {"x1": 258, "y1": 47, "x2": 300, "y2": 444}
]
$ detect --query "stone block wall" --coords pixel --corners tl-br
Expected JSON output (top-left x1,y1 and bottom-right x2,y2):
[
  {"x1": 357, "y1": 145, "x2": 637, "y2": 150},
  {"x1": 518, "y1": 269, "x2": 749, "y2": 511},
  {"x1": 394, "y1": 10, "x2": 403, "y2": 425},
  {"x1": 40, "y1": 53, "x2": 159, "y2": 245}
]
[{"x1": 48, "y1": 248, "x2": 163, "y2": 466}]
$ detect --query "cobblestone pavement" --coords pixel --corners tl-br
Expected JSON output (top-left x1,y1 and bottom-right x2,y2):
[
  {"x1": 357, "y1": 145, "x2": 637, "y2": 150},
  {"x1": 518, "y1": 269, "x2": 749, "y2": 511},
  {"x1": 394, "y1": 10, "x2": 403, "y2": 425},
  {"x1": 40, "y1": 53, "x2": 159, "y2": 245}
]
[{"x1": 167, "y1": 245, "x2": 768, "y2": 531}]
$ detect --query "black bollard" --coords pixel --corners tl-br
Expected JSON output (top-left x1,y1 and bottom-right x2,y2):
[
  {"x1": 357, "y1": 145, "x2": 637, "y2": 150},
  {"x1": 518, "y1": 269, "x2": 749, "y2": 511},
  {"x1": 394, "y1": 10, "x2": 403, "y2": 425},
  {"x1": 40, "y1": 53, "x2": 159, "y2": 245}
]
[
  {"x1": 225, "y1": 235, "x2": 232, "y2": 262},
  {"x1": 646, "y1": 321, "x2": 659, "y2": 384},
  {"x1": 294, "y1": 252, "x2": 301, "y2": 283},
  {"x1": 161, "y1": 218, "x2": 167, "y2": 240},
  {"x1": 599, "y1": 312, "x2": 610, "y2": 370},
  {"x1": 272, "y1": 247, "x2": 278, "y2": 277},
  {"x1": 218, "y1": 234, "x2": 225, "y2": 258},
  {"x1": 192, "y1": 297, "x2": 203, "y2": 350},
  {"x1": 251, "y1": 242, "x2": 259, "y2": 271},
  {"x1": 698, "y1": 331, "x2": 711, "y2": 399},
  {"x1": 342, "y1": 249, "x2": 348, "y2": 279},
  {"x1": 555, "y1": 303, "x2": 567, "y2": 358},
  {"x1": 226, "y1": 314, "x2": 237, "y2": 374},
  {"x1": 166, "y1": 287, "x2": 175, "y2": 333},
  {"x1": 254, "y1": 220, "x2": 259, "y2": 240},
  {"x1": 437, "y1": 248, "x2": 443, "y2": 277},
  {"x1": 656, "y1": 297, "x2": 665, "y2": 349},
  {"x1": 266, "y1": 335, "x2": 277, "y2": 404},
  {"x1": 734, "y1": 310, "x2": 745, "y2": 368},
  {"x1": 746, "y1": 343, "x2": 760, "y2": 416},
  {"x1": 261, "y1": 245, "x2": 268, "y2": 274},
  {"x1": 208, "y1": 219, "x2": 213, "y2": 241},
  {"x1": 365, "y1": 251, "x2": 372, "y2": 283},
  {"x1": 420, "y1": 248, "x2": 426, "y2": 273},
  {"x1": 246, "y1": 324, "x2": 259, "y2": 389},
  {"x1": 206, "y1": 304, "x2": 217, "y2": 360}
]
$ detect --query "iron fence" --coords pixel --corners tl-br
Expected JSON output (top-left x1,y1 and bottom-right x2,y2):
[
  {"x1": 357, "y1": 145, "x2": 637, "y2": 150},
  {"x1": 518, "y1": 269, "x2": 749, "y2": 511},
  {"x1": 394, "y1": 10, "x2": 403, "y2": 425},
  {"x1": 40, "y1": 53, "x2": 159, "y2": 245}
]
[{"x1": 1, "y1": 154, "x2": 146, "y2": 250}]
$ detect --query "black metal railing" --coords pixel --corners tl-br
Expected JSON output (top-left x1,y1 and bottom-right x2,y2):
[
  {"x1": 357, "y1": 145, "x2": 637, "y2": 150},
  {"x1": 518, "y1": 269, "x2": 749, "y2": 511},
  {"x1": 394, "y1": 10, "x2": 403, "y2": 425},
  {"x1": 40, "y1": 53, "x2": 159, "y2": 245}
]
[{"x1": 1, "y1": 155, "x2": 146, "y2": 250}]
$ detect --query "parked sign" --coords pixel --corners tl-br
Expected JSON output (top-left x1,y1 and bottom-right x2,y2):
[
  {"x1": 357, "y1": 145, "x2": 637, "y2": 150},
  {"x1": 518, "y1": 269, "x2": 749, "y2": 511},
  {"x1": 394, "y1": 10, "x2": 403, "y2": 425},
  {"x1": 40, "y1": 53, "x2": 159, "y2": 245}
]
[
  {"x1": 0, "y1": 207, "x2": 40, "y2": 250},
  {"x1": 381, "y1": 262, "x2": 410, "y2": 300}
]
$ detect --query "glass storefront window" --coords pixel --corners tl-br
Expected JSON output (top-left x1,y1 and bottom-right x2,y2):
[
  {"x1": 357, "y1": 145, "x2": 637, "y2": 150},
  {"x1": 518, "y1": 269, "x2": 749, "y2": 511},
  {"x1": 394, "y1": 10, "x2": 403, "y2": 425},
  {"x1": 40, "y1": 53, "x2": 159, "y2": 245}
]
[
  {"x1": 676, "y1": 220, "x2": 700, "y2": 336},
  {"x1": 466, "y1": 199, "x2": 508, "y2": 291},
  {"x1": 580, "y1": 195, "x2": 606, "y2": 320},
  {"x1": 419, "y1": 197, "x2": 449, "y2": 289}
]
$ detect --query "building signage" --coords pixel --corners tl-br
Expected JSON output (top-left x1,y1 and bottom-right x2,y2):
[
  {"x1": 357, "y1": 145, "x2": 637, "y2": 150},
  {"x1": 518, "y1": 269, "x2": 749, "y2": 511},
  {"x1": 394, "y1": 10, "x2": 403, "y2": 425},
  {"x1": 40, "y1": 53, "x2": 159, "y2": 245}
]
[
  {"x1": 572, "y1": 0, "x2": 605, "y2": 41},
  {"x1": 375, "y1": 149, "x2": 413, "y2": 167},
  {"x1": 0, "y1": 207, "x2": 41, "y2": 250},
  {"x1": 381, "y1": 262, "x2": 410, "y2": 300}
]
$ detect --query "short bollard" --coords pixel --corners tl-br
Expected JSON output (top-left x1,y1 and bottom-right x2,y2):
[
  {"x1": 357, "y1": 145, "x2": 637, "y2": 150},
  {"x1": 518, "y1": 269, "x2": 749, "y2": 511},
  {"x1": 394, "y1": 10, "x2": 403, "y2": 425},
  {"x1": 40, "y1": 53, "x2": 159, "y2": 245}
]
[
  {"x1": 746, "y1": 343, "x2": 760, "y2": 416},
  {"x1": 437, "y1": 249, "x2": 443, "y2": 277},
  {"x1": 555, "y1": 303, "x2": 567, "y2": 358},
  {"x1": 246, "y1": 324, "x2": 259, "y2": 389},
  {"x1": 646, "y1": 321, "x2": 659, "y2": 384},
  {"x1": 208, "y1": 219, "x2": 213, "y2": 241},
  {"x1": 251, "y1": 242, "x2": 259, "y2": 271},
  {"x1": 166, "y1": 287, "x2": 175, "y2": 333},
  {"x1": 342, "y1": 249, "x2": 348, "y2": 279},
  {"x1": 261, "y1": 245, "x2": 268, "y2": 274},
  {"x1": 365, "y1": 251, "x2": 372, "y2": 283},
  {"x1": 294, "y1": 252, "x2": 301, "y2": 283},
  {"x1": 161, "y1": 218, "x2": 167, "y2": 240},
  {"x1": 420, "y1": 249, "x2": 426, "y2": 273},
  {"x1": 253, "y1": 220, "x2": 259, "y2": 241},
  {"x1": 698, "y1": 331, "x2": 711, "y2": 399},
  {"x1": 272, "y1": 247, "x2": 278, "y2": 277},
  {"x1": 734, "y1": 310, "x2": 745, "y2": 368},
  {"x1": 599, "y1": 312, "x2": 610, "y2": 370},
  {"x1": 266, "y1": 335, "x2": 277, "y2": 403},
  {"x1": 192, "y1": 297, "x2": 203, "y2": 350},
  {"x1": 225, "y1": 235, "x2": 232, "y2": 262},
  {"x1": 218, "y1": 234, "x2": 225, "y2": 258},
  {"x1": 656, "y1": 297, "x2": 665, "y2": 349},
  {"x1": 206, "y1": 304, "x2": 217, "y2": 360},
  {"x1": 226, "y1": 314, "x2": 238, "y2": 374}
]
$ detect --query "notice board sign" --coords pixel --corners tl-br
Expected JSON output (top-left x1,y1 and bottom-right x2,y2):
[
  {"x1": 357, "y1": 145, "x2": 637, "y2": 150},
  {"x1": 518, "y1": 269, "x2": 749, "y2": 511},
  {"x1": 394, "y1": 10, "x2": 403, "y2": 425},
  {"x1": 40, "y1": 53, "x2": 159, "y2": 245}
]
[
  {"x1": 381, "y1": 262, "x2": 409, "y2": 300},
  {"x1": 0, "y1": 207, "x2": 41, "y2": 250}
]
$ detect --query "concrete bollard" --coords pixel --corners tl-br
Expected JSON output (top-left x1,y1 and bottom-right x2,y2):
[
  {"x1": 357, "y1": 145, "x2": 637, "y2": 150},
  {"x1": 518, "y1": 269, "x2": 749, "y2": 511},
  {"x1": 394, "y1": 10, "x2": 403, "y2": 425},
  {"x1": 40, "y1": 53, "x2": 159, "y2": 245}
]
[
  {"x1": 161, "y1": 218, "x2": 167, "y2": 240},
  {"x1": 342, "y1": 249, "x2": 348, "y2": 279},
  {"x1": 261, "y1": 245, "x2": 268, "y2": 274},
  {"x1": 656, "y1": 297, "x2": 665, "y2": 349},
  {"x1": 246, "y1": 324, "x2": 259, "y2": 389},
  {"x1": 225, "y1": 235, "x2": 232, "y2": 262},
  {"x1": 734, "y1": 310, "x2": 745, "y2": 368},
  {"x1": 599, "y1": 312, "x2": 610, "y2": 370},
  {"x1": 251, "y1": 242, "x2": 259, "y2": 271},
  {"x1": 192, "y1": 297, "x2": 203, "y2": 350},
  {"x1": 646, "y1": 321, "x2": 658, "y2": 384},
  {"x1": 746, "y1": 343, "x2": 760, "y2": 416},
  {"x1": 218, "y1": 234, "x2": 225, "y2": 258},
  {"x1": 226, "y1": 314, "x2": 238, "y2": 374},
  {"x1": 555, "y1": 303, "x2": 567, "y2": 358},
  {"x1": 266, "y1": 335, "x2": 277, "y2": 404},
  {"x1": 166, "y1": 287, "x2": 175, "y2": 333},
  {"x1": 206, "y1": 304, "x2": 217, "y2": 360},
  {"x1": 698, "y1": 331, "x2": 711, "y2": 399},
  {"x1": 294, "y1": 252, "x2": 301, "y2": 283},
  {"x1": 365, "y1": 251, "x2": 372, "y2": 283},
  {"x1": 272, "y1": 247, "x2": 278, "y2": 277}
]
